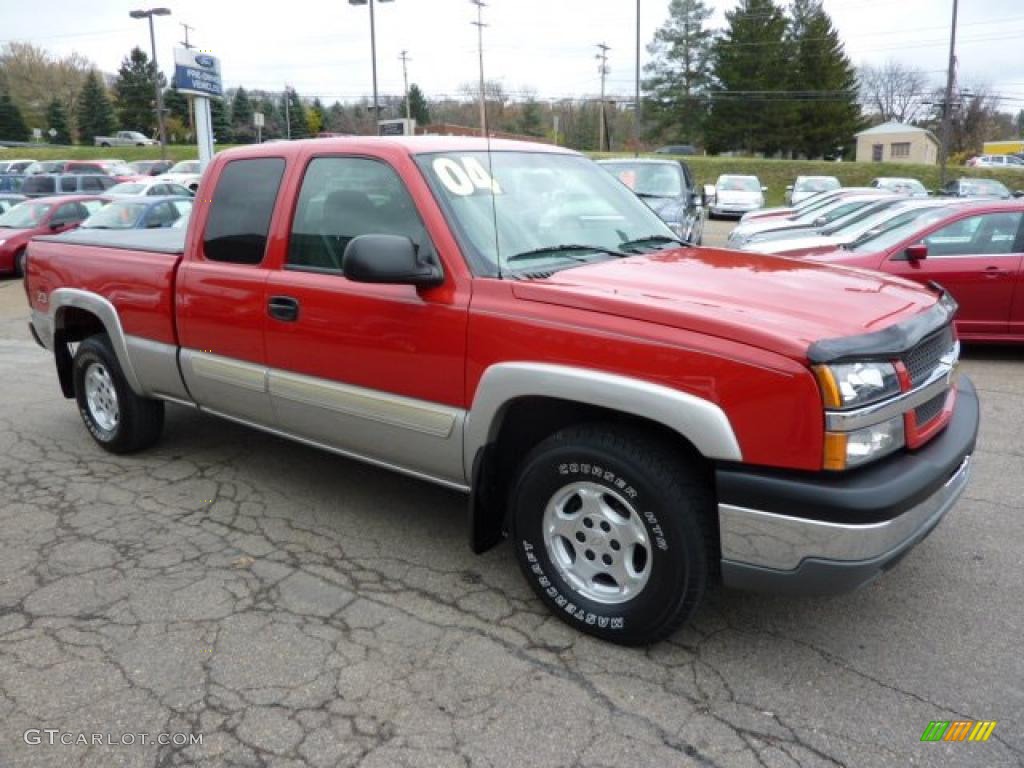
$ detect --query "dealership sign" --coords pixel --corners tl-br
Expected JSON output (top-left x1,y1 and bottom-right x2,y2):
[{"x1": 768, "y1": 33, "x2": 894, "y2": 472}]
[{"x1": 173, "y1": 48, "x2": 223, "y2": 98}]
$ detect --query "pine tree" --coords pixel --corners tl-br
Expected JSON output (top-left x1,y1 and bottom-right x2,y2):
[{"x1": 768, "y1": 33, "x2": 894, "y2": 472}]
[
  {"x1": 230, "y1": 87, "x2": 254, "y2": 142},
  {"x1": 787, "y1": 0, "x2": 861, "y2": 158},
  {"x1": 258, "y1": 96, "x2": 282, "y2": 139},
  {"x1": 0, "y1": 90, "x2": 30, "y2": 141},
  {"x1": 400, "y1": 84, "x2": 430, "y2": 126},
  {"x1": 308, "y1": 97, "x2": 326, "y2": 135},
  {"x1": 705, "y1": 0, "x2": 791, "y2": 155},
  {"x1": 114, "y1": 47, "x2": 161, "y2": 135},
  {"x1": 517, "y1": 97, "x2": 543, "y2": 136},
  {"x1": 76, "y1": 70, "x2": 118, "y2": 143},
  {"x1": 643, "y1": 0, "x2": 714, "y2": 145},
  {"x1": 45, "y1": 98, "x2": 72, "y2": 144},
  {"x1": 209, "y1": 97, "x2": 232, "y2": 144},
  {"x1": 162, "y1": 85, "x2": 191, "y2": 142},
  {"x1": 283, "y1": 87, "x2": 309, "y2": 139}
]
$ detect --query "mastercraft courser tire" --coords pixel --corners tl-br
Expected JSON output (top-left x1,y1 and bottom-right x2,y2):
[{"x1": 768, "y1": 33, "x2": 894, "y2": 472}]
[
  {"x1": 511, "y1": 424, "x2": 713, "y2": 646},
  {"x1": 72, "y1": 334, "x2": 164, "y2": 454}
]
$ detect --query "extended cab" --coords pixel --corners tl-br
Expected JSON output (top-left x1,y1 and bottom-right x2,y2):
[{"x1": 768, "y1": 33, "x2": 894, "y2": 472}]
[{"x1": 25, "y1": 138, "x2": 979, "y2": 645}]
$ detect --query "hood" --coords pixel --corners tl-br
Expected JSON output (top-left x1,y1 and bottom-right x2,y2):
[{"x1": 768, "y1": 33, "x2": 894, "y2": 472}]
[
  {"x1": 717, "y1": 189, "x2": 762, "y2": 204},
  {"x1": 511, "y1": 248, "x2": 938, "y2": 362},
  {"x1": 748, "y1": 234, "x2": 841, "y2": 255},
  {"x1": 0, "y1": 227, "x2": 34, "y2": 243},
  {"x1": 643, "y1": 196, "x2": 686, "y2": 222}
]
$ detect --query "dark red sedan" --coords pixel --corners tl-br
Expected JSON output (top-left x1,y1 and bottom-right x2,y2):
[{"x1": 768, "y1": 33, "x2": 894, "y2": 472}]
[
  {"x1": 0, "y1": 196, "x2": 106, "y2": 277},
  {"x1": 807, "y1": 200, "x2": 1024, "y2": 341}
]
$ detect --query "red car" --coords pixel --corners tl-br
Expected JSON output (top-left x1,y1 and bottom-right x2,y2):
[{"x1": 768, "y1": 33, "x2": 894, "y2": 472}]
[
  {"x1": 807, "y1": 200, "x2": 1024, "y2": 342},
  {"x1": 24, "y1": 138, "x2": 977, "y2": 644},
  {"x1": 0, "y1": 196, "x2": 106, "y2": 277}
]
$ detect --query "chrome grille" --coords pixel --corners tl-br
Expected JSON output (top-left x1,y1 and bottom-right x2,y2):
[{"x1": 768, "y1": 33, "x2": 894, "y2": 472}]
[
  {"x1": 915, "y1": 391, "x2": 946, "y2": 426},
  {"x1": 902, "y1": 326, "x2": 954, "y2": 387}
]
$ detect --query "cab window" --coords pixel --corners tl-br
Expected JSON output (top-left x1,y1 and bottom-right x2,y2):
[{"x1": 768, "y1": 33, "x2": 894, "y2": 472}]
[{"x1": 924, "y1": 213, "x2": 1024, "y2": 257}]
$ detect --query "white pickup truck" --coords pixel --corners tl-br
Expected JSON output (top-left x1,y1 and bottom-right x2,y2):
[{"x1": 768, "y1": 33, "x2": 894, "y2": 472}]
[{"x1": 94, "y1": 131, "x2": 157, "y2": 147}]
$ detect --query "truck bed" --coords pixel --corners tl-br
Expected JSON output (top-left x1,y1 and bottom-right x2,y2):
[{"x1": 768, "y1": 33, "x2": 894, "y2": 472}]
[{"x1": 28, "y1": 230, "x2": 184, "y2": 346}]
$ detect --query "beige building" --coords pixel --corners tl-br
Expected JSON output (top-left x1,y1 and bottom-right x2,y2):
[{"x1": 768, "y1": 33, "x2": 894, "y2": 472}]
[{"x1": 855, "y1": 122, "x2": 939, "y2": 165}]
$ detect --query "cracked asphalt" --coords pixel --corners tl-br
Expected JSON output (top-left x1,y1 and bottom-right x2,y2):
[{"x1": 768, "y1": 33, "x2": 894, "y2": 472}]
[{"x1": 1, "y1": 223, "x2": 1022, "y2": 768}]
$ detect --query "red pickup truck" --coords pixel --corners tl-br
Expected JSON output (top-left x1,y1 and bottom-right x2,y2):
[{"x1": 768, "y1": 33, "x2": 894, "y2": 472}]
[{"x1": 25, "y1": 138, "x2": 978, "y2": 645}]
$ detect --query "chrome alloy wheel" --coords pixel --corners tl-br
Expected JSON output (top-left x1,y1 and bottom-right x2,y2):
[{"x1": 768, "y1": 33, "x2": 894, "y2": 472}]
[
  {"x1": 84, "y1": 362, "x2": 120, "y2": 432},
  {"x1": 542, "y1": 481, "x2": 652, "y2": 604}
]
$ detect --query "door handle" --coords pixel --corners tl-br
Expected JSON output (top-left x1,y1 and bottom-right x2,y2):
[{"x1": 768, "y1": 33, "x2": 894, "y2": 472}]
[
  {"x1": 983, "y1": 266, "x2": 1009, "y2": 278},
  {"x1": 268, "y1": 295, "x2": 300, "y2": 322}
]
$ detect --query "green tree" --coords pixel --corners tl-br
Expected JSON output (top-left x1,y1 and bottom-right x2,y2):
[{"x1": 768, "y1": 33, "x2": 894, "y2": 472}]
[
  {"x1": 0, "y1": 89, "x2": 29, "y2": 141},
  {"x1": 209, "y1": 97, "x2": 232, "y2": 144},
  {"x1": 400, "y1": 83, "x2": 430, "y2": 126},
  {"x1": 308, "y1": 97, "x2": 326, "y2": 135},
  {"x1": 76, "y1": 70, "x2": 117, "y2": 143},
  {"x1": 45, "y1": 98, "x2": 72, "y2": 144},
  {"x1": 163, "y1": 85, "x2": 190, "y2": 142},
  {"x1": 258, "y1": 95, "x2": 283, "y2": 139},
  {"x1": 230, "y1": 86, "x2": 254, "y2": 142},
  {"x1": 1017, "y1": 109, "x2": 1024, "y2": 137},
  {"x1": 642, "y1": 0, "x2": 714, "y2": 145},
  {"x1": 113, "y1": 46, "x2": 161, "y2": 135},
  {"x1": 517, "y1": 96, "x2": 543, "y2": 136},
  {"x1": 705, "y1": 0, "x2": 791, "y2": 155},
  {"x1": 787, "y1": 0, "x2": 861, "y2": 158},
  {"x1": 283, "y1": 87, "x2": 309, "y2": 139}
]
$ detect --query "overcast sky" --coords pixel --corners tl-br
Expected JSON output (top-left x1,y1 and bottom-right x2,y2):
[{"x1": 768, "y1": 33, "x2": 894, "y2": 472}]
[{"x1": 3, "y1": 0, "x2": 1022, "y2": 110}]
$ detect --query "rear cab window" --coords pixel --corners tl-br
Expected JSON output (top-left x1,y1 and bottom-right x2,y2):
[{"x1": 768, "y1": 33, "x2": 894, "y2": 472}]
[{"x1": 203, "y1": 158, "x2": 286, "y2": 264}]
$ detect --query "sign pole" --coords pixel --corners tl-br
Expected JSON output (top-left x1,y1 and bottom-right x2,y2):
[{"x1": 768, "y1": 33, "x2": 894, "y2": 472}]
[{"x1": 194, "y1": 96, "x2": 214, "y2": 170}]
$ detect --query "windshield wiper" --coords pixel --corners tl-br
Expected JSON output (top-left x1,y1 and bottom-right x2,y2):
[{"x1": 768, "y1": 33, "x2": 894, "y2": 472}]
[
  {"x1": 506, "y1": 243, "x2": 630, "y2": 264},
  {"x1": 618, "y1": 234, "x2": 685, "y2": 251},
  {"x1": 635, "y1": 192, "x2": 672, "y2": 199}
]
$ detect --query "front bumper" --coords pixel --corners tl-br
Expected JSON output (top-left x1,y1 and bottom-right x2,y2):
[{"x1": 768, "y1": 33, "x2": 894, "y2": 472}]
[
  {"x1": 711, "y1": 204, "x2": 759, "y2": 217},
  {"x1": 716, "y1": 375, "x2": 979, "y2": 595}
]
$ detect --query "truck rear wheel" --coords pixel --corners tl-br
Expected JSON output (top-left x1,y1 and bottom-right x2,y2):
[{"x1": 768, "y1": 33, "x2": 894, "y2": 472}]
[
  {"x1": 511, "y1": 424, "x2": 713, "y2": 645},
  {"x1": 72, "y1": 334, "x2": 164, "y2": 454},
  {"x1": 13, "y1": 248, "x2": 26, "y2": 278}
]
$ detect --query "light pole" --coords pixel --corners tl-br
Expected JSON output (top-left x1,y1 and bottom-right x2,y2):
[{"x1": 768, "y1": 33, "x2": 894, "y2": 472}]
[
  {"x1": 349, "y1": 0, "x2": 395, "y2": 134},
  {"x1": 129, "y1": 7, "x2": 171, "y2": 161}
]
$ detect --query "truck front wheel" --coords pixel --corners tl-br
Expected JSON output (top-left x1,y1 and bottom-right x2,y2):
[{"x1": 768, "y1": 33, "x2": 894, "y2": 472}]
[
  {"x1": 511, "y1": 424, "x2": 713, "y2": 645},
  {"x1": 72, "y1": 334, "x2": 164, "y2": 454}
]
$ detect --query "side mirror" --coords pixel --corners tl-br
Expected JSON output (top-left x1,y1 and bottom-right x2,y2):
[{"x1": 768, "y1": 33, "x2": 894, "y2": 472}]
[
  {"x1": 761, "y1": 186, "x2": 768, "y2": 193},
  {"x1": 49, "y1": 220, "x2": 68, "y2": 230},
  {"x1": 785, "y1": 185, "x2": 793, "y2": 191},
  {"x1": 343, "y1": 234, "x2": 443, "y2": 287},
  {"x1": 906, "y1": 243, "x2": 928, "y2": 260},
  {"x1": 1014, "y1": 190, "x2": 1024, "y2": 198},
  {"x1": 813, "y1": 216, "x2": 828, "y2": 228},
  {"x1": 702, "y1": 184, "x2": 716, "y2": 203}
]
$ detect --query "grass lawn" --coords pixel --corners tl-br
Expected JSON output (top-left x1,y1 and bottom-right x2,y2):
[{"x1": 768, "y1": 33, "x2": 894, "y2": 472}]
[{"x1": 0, "y1": 145, "x2": 238, "y2": 163}]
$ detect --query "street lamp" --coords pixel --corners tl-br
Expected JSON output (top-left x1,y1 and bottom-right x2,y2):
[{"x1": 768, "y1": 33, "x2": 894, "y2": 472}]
[
  {"x1": 129, "y1": 7, "x2": 171, "y2": 161},
  {"x1": 348, "y1": 0, "x2": 395, "y2": 134}
]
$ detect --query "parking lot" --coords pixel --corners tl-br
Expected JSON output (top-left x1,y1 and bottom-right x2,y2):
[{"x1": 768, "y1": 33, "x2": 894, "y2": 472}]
[{"x1": 0, "y1": 248, "x2": 1022, "y2": 767}]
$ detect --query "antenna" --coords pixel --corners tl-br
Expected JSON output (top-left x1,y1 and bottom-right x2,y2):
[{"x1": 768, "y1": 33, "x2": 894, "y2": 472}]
[{"x1": 470, "y1": 0, "x2": 501, "y2": 278}]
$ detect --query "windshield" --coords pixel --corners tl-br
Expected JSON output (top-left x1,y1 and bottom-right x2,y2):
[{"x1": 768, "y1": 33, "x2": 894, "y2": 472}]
[
  {"x1": 82, "y1": 202, "x2": 146, "y2": 229},
  {"x1": 168, "y1": 161, "x2": 199, "y2": 174},
  {"x1": 877, "y1": 178, "x2": 927, "y2": 195},
  {"x1": 107, "y1": 183, "x2": 145, "y2": 195},
  {"x1": 0, "y1": 202, "x2": 50, "y2": 228},
  {"x1": 600, "y1": 162, "x2": 684, "y2": 197},
  {"x1": 960, "y1": 179, "x2": 1009, "y2": 197},
  {"x1": 794, "y1": 177, "x2": 840, "y2": 193},
  {"x1": 418, "y1": 151, "x2": 676, "y2": 276},
  {"x1": 102, "y1": 163, "x2": 135, "y2": 176},
  {"x1": 793, "y1": 197, "x2": 872, "y2": 224},
  {"x1": 849, "y1": 208, "x2": 954, "y2": 252},
  {"x1": 717, "y1": 176, "x2": 760, "y2": 192}
]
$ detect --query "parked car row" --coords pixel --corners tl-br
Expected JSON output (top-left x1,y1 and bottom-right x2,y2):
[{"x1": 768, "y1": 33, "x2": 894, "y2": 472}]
[{"x1": 0, "y1": 193, "x2": 192, "y2": 277}]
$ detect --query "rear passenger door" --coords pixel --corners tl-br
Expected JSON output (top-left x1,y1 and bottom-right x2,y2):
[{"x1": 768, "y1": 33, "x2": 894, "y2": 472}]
[
  {"x1": 262, "y1": 154, "x2": 469, "y2": 486},
  {"x1": 886, "y1": 211, "x2": 1024, "y2": 337},
  {"x1": 177, "y1": 157, "x2": 286, "y2": 423}
]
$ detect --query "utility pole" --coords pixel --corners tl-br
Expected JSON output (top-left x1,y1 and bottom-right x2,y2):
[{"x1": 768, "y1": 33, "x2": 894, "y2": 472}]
[
  {"x1": 634, "y1": 0, "x2": 641, "y2": 156},
  {"x1": 471, "y1": 0, "x2": 488, "y2": 137},
  {"x1": 284, "y1": 86, "x2": 291, "y2": 140},
  {"x1": 179, "y1": 22, "x2": 195, "y2": 49},
  {"x1": 597, "y1": 43, "x2": 610, "y2": 152},
  {"x1": 939, "y1": 0, "x2": 959, "y2": 186},
  {"x1": 399, "y1": 50, "x2": 412, "y2": 122}
]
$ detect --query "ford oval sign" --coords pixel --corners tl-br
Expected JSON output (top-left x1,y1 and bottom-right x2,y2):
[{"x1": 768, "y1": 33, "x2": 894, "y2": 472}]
[{"x1": 195, "y1": 55, "x2": 216, "y2": 68}]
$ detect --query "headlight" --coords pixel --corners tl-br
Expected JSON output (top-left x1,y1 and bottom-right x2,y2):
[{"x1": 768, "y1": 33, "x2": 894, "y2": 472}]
[
  {"x1": 0, "y1": 239, "x2": 6, "y2": 247},
  {"x1": 814, "y1": 361, "x2": 900, "y2": 409},
  {"x1": 824, "y1": 415, "x2": 905, "y2": 470}
]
